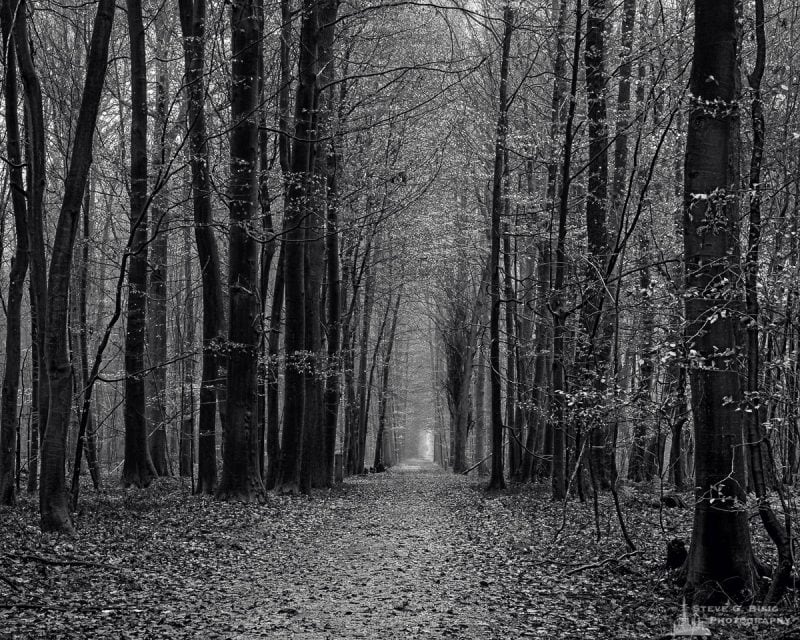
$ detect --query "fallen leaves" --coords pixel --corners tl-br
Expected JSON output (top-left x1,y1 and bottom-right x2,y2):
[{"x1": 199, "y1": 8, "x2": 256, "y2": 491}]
[{"x1": 0, "y1": 463, "x2": 797, "y2": 638}]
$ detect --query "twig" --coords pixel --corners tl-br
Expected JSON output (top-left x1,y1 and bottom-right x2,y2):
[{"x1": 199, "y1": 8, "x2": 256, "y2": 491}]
[
  {"x1": 10, "y1": 553, "x2": 119, "y2": 570},
  {"x1": 565, "y1": 550, "x2": 640, "y2": 576},
  {"x1": 0, "y1": 574, "x2": 20, "y2": 591},
  {"x1": 462, "y1": 453, "x2": 492, "y2": 475}
]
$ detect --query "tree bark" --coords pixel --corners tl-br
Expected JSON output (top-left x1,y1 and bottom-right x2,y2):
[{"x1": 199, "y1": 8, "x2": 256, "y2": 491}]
[
  {"x1": 121, "y1": 0, "x2": 156, "y2": 489},
  {"x1": 278, "y1": 0, "x2": 319, "y2": 493},
  {"x1": 682, "y1": 0, "x2": 756, "y2": 605},
  {"x1": 487, "y1": 4, "x2": 513, "y2": 491},
  {"x1": 0, "y1": 1, "x2": 29, "y2": 504},
  {"x1": 179, "y1": 0, "x2": 224, "y2": 494},
  {"x1": 582, "y1": 0, "x2": 616, "y2": 489},
  {"x1": 551, "y1": 0, "x2": 581, "y2": 501},
  {"x1": 743, "y1": 0, "x2": 793, "y2": 604},
  {"x1": 40, "y1": 0, "x2": 116, "y2": 532},
  {"x1": 14, "y1": 0, "x2": 48, "y2": 495},
  {"x1": 374, "y1": 292, "x2": 402, "y2": 471},
  {"x1": 216, "y1": 0, "x2": 266, "y2": 501},
  {"x1": 147, "y1": 13, "x2": 171, "y2": 477}
]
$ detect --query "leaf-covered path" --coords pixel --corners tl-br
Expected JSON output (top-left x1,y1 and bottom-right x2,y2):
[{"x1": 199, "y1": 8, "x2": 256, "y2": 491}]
[
  {"x1": 2, "y1": 462, "x2": 798, "y2": 638},
  {"x1": 230, "y1": 459, "x2": 524, "y2": 638}
]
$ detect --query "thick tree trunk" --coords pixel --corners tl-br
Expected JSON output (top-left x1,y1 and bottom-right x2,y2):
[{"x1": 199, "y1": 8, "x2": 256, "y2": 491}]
[
  {"x1": 216, "y1": 0, "x2": 266, "y2": 502},
  {"x1": 40, "y1": 0, "x2": 116, "y2": 532},
  {"x1": 683, "y1": 0, "x2": 756, "y2": 605},
  {"x1": 121, "y1": 0, "x2": 156, "y2": 489},
  {"x1": 179, "y1": 0, "x2": 224, "y2": 494},
  {"x1": 309, "y1": 0, "x2": 339, "y2": 487},
  {"x1": 582, "y1": 0, "x2": 616, "y2": 490},
  {"x1": 0, "y1": 4, "x2": 29, "y2": 504},
  {"x1": 278, "y1": 0, "x2": 318, "y2": 493}
]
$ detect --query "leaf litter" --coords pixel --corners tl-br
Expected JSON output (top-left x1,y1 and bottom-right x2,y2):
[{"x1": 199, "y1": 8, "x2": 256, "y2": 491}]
[{"x1": 0, "y1": 461, "x2": 797, "y2": 638}]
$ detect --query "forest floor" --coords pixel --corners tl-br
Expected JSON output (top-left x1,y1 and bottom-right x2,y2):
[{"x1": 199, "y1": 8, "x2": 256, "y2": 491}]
[{"x1": 0, "y1": 461, "x2": 798, "y2": 639}]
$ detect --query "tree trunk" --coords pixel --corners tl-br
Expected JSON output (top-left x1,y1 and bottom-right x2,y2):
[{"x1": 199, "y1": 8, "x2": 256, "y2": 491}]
[
  {"x1": 487, "y1": 4, "x2": 513, "y2": 491},
  {"x1": 473, "y1": 345, "x2": 487, "y2": 474},
  {"x1": 263, "y1": 0, "x2": 292, "y2": 491},
  {"x1": 374, "y1": 292, "x2": 402, "y2": 471},
  {"x1": 179, "y1": 0, "x2": 224, "y2": 494},
  {"x1": 216, "y1": 0, "x2": 266, "y2": 502},
  {"x1": 551, "y1": 0, "x2": 581, "y2": 500},
  {"x1": 0, "y1": 2, "x2": 29, "y2": 504},
  {"x1": 147, "y1": 13, "x2": 171, "y2": 477},
  {"x1": 278, "y1": 0, "x2": 319, "y2": 494},
  {"x1": 503, "y1": 224, "x2": 519, "y2": 478},
  {"x1": 121, "y1": 0, "x2": 156, "y2": 489},
  {"x1": 14, "y1": 0, "x2": 49, "y2": 495},
  {"x1": 179, "y1": 224, "x2": 195, "y2": 478},
  {"x1": 743, "y1": 0, "x2": 793, "y2": 603},
  {"x1": 582, "y1": 0, "x2": 616, "y2": 490},
  {"x1": 682, "y1": 0, "x2": 756, "y2": 605},
  {"x1": 41, "y1": 0, "x2": 116, "y2": 532}
]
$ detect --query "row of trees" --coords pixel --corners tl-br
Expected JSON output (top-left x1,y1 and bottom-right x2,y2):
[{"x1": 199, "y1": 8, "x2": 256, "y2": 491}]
[
  {"x1": 0, "y1": 0, "x2": 797, "y2": 605},
  {"x1": 427, "y1": 0, "x2": 798, "y2": 605}
]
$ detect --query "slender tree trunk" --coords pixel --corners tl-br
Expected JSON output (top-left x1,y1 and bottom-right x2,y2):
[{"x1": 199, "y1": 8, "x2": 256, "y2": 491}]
[
  {"x1": 40, "y1": 0, "x2": 116, "y2": 532},
  {"x1": 473, "y1": 345, "x2": 487, "y2": 474},
  {"x1": 216, "y1": 0, "x2": 266, "y2": 501},
  {"x1": 348, "y1": 251, "x2": 375, "y2": 475},
  {"x1": 551, "y1": 0, "x2": 581, "y2": 501},
  {"x1": 682, "y1": 0, "x2": 756, "y2": 605},
  {"x1": 263, "y1": 0, "x2": 292, "y2": 491},
  {"x1": 487, "y1": 4, "x2": 514, "y2": 491},
  {"x1": 179, "y1": 224, "x2": 195, "y2": 478},
  {"x1": 0, "y1": 3, "x2": 29, "y2": 504},
  {"x1": 374, "y1": 292, "x2": 402, "y2": 471},
  {"x1": 147, "y1": 13, "x2": 171, "y2": 477},
  {"x1": 743, "y1": 0, "x2": 793, "y2": 603},
  {"x1": 503, "y1": 224, "x2": 519, "y2": 477},
  {"x1": 14, "y1": 0, "x2": 48, "y2": 495}
]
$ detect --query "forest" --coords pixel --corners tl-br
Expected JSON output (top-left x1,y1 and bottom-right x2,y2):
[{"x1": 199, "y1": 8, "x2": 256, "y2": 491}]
[{"x1": 0, "y1": 0, "x2": 799, "y2": 636}]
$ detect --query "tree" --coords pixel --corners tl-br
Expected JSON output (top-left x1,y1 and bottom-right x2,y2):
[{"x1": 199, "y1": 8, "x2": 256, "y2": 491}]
[
  {"x1": 146, "y1": 11, "x2": 172, "y2": 477},
  {"x1": 40, "y1": 0, "x2": 117, "y2": 531},
  {"x1": 0, "y1": 0, "x2": 29, "y2": 504},
  {"x1": 179, "y1": 0, "x2": 225, "y2": 494},
  {"x1": 278, "y1": 0, "x2": 316, "y2": 493},
  {"x1": 216, "y1": 0, "x2": 266, "y2": 502},
  {"x1": 682, "y1": 0, "x2": 756, "y2": 605},
  {"x1": 121, "y1": 0, "x2": 157, "y2": 488},
  {"x1": 14, "y1": 0, "x2": 49, "y2": 494},
  {"x1": 487, "y1": 4, "x2": 514, "y2": 491}
]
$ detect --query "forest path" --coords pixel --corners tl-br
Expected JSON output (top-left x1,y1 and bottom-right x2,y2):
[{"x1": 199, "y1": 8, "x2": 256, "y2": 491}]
[
  {"x1": 226, "y1": 460, "x2": 531, "y2": 639},
  {"x1": 3, "y1": 462, "x2": 725, "y2": 639}
]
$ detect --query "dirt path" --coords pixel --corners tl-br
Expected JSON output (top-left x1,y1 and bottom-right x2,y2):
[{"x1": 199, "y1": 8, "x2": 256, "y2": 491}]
[
  {"x1": 6, "y1": 462, "x2": 794, "y2": 638},
  {"x1": 223, "y1": 460, "x2": 525, "y2": 639}
]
